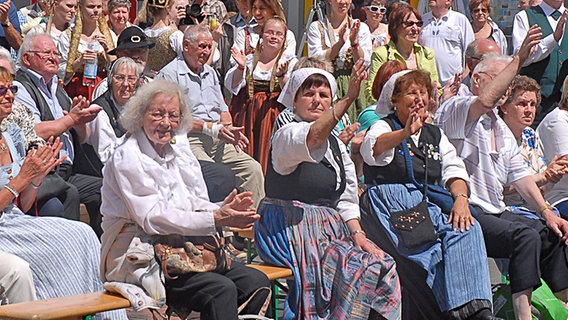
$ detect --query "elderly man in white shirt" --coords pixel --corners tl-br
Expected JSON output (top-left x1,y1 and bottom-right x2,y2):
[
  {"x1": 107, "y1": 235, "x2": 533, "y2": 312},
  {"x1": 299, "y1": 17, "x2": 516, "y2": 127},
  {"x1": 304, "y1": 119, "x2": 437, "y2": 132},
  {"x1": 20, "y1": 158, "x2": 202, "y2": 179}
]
[
  {"x1": 512, "y1": 0, "x2": 568, "y2": 126},
  {"x1": 435, "y1": 26, "x2": 568, "y2": 320},
  {"x1": 419, "y1": 0, "x2": 475, "y2": 85}
]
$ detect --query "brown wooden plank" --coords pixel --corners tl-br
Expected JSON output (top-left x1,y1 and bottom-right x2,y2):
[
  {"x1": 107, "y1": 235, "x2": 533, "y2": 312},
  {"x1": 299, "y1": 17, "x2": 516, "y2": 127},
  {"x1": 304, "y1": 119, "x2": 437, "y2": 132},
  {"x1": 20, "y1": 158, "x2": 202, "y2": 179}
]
[
  {"x1": 0, "y1": 292, "x2": 130, "y2": 320},
  {"x1": 247, "y1": 264, "x2": 293, "y2": 281},
  {"x1": 228, "y1": 227, "x2": 254, "y2": 239}
]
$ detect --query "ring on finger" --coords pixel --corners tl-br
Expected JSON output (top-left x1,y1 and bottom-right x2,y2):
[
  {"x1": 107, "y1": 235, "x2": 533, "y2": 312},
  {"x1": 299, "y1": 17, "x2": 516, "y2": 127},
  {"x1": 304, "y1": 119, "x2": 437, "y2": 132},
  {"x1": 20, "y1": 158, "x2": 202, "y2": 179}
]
[{"x1": 42, "y1": 160, "x2": 47, "y2": 165}]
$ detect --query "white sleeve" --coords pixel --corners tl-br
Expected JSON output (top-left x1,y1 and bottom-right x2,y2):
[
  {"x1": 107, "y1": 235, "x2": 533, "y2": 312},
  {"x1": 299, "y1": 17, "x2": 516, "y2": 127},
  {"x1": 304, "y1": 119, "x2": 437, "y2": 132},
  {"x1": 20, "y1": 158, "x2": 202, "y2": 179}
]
[
  {"x1": 434, "y1": 96, "x2": 474, "y2": 140},
  {"x1": 307, "y1": 21, "x2": 327, "y2": 57},
  {"x1": 87, "y1": 107, "x2": 120, "y2": 164},
  {"x1": 57, "y1": 31, "x2": 70, "y2": 80},
  {"x1": 438, "y1": 129, "x2": 470, "y2": 187},
  {"x1": 271, "y1": 122, "x2": 328, "y2": 175},
  {"x1": 170, "y1": 30, "x2": 185, "y2": 57},
  {"x1": 357, "y1": 21, "x2": 372, "y2": 66},
  {"x1": 512, "y1": 11, "x2": 558, "y2": 66},
  {"x1": 361, "y1": 120, "x2": 396, "y2": 166},
  {"x1": 230, "y1": 28, "x2": 246, "y2": 66},
  {"x1": 335, "y1": 138, "x2": 361, "y2": 222}
]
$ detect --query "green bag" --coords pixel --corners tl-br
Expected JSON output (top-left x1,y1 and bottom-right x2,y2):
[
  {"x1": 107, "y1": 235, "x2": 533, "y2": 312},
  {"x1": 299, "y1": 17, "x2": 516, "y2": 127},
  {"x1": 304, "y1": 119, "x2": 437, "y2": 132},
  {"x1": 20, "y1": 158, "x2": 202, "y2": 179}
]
[{"x1": 493, "y1": 281, "x2": 568, "y2": 320}]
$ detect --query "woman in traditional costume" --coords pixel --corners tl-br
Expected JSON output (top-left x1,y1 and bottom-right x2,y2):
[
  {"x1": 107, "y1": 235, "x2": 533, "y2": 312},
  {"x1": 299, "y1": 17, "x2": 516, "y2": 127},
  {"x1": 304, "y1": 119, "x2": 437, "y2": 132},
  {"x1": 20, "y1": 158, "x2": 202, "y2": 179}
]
[
  {"x1": 57, "y1": 0, "x2": 116, "y2": 100},
  {"x1": 225, "y1": 16, "x2": 296, "y2": 173}
]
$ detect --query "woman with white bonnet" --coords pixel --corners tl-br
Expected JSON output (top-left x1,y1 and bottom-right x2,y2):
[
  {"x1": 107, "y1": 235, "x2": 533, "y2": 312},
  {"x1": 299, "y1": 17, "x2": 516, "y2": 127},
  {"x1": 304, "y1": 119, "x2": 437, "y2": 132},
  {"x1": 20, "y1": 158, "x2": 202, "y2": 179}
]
[
  {"x1": 254, "y1": 60, "x2": 401, "y2": 320},
  {"x1": 360, "y1": 69, "x2": 497, "y2": 319}
]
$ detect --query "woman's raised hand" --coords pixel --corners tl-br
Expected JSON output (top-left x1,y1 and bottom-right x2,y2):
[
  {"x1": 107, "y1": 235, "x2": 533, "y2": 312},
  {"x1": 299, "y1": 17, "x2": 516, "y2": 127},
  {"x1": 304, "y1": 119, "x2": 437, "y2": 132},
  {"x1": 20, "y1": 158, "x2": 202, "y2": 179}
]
[
  {"x1": 349, "y1": 19, "x2": 360, "y2": 44},
  {"x1": 346, "y1": 58, "x2": 366, "y2": 102},
  {"x1": 404, "y1": 104, "x2": 425, "y2": 137},
  {"x1": 231, "y1": 47, "x2": 246, "y2": 70}
]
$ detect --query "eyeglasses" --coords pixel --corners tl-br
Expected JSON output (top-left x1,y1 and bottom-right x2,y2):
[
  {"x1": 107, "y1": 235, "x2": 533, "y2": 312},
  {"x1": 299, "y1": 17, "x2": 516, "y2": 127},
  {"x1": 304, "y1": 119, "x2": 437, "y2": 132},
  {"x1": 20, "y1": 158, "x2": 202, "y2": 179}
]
[
  {"x1": 263, "y1": 30, "x2": 285, "y2": 38},
  {"x1": 367, "y1": 5, "x2": 386, "y2": 14},
  {"x1": 402, "y1": 20, "x2": 424, "y2": 28},
  {"x1": 0, "y1": 85, "x2": 17, "y2": 96},
  {"x1": 112, "y1": 74, "x2": 138, "y2": 84},
  {"x1": 148, "y1": 111, "x2": 182, "y2": 123},
  {"x1": 27, "y1": 50, "x2": 62, "y2": 59}
]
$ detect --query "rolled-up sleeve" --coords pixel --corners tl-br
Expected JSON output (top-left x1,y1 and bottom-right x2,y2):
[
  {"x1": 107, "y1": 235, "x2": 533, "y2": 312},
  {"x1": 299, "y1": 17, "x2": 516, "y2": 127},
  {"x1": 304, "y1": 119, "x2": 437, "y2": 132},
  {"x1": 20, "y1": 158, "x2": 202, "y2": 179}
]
[
  {"x1": 271, "y1": 122, "x2": 328, "y2": 175},
  {"x1": 361, "y1": 120, "x2": 395, "y2": 166},
  {"x1": 438, "y1": 129, "x2": 470, "y2": 187}
]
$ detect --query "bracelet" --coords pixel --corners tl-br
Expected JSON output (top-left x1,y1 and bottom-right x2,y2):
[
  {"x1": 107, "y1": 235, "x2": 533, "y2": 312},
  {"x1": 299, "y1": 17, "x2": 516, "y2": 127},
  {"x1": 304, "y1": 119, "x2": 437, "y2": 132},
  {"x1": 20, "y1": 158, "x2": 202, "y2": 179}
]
[
  {"x1": 4, "y1": 184, "x2": 18, "y2": 198},
  {"x1": 351, "y1": 229, "x2": 366, "y2": 237},
  {"x1": 237, "y1": 65, "x2": 245, "y2": 71},
  {"x1": 454, "y1": 193, "x2": 469, "y2": 200},
  {"x1": 332, "y1": 106, "x2": 340, "y2": 122},
  {"x1": 275, "y1": 73, "x2": 285, "y2": 78},
  {"x1": 539, "y1": 202, "x2": 554, "y2": 215},
  {"x1": 351, "y1": 42, "x2": 359, "y2": 49},
  {"x1": 30, "y1": 181, "x2": 41, "y2": 189}
]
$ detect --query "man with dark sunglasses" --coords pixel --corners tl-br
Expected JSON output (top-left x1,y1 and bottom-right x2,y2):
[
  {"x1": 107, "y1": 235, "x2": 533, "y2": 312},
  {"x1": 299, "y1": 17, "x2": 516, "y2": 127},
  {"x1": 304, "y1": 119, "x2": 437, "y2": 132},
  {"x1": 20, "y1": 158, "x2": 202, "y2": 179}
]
[{"x1": 419, "y1": 0, "x2": 474, "y2": 85}]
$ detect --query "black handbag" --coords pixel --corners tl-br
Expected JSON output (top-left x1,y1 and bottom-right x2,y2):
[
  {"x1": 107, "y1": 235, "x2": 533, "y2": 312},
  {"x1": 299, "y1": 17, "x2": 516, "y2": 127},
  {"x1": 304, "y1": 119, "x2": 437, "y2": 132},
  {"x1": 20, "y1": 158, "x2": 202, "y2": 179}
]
[{"x1": 389, "y1": 119, "x2": 438, "y2": 249}]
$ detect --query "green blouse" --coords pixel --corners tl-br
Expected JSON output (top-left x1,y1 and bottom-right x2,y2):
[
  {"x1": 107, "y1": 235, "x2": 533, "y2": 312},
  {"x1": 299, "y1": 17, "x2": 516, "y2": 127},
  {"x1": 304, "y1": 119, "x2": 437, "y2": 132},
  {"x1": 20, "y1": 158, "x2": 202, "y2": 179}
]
[{"x1": 366, "y1": 41, "x2": 439, "y2": 103}]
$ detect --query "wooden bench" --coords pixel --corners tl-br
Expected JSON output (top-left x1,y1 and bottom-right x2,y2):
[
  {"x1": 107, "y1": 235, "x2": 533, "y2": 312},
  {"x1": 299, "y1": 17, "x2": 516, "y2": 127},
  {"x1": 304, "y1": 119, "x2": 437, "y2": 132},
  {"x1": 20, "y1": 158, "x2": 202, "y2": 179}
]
[{"x1": 0, "y1": 292, "x2": 130, "y2": 320}]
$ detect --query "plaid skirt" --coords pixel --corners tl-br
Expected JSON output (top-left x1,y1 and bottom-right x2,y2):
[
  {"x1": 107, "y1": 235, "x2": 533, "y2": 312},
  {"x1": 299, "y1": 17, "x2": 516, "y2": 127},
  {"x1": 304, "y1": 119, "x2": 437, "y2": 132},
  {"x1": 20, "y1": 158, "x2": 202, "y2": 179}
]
[
  {"x1": 255, "y1": 198, "x2": 401, "y2": 320},
  {"x1": 0, "y1": 212, "x2": 127, "y2": 320}
]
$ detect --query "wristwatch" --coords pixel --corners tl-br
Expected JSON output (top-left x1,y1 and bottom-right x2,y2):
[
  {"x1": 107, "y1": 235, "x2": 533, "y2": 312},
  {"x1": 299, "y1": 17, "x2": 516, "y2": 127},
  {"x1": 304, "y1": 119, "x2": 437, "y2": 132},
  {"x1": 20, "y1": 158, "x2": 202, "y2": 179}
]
[{"x1": 1, "y1": 21, "x2": 10, "y2": 28}]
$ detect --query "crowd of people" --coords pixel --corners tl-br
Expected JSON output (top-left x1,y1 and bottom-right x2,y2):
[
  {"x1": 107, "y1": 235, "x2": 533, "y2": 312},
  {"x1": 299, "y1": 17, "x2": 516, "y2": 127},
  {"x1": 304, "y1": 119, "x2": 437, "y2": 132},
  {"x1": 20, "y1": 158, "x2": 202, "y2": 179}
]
[{"x1": 0, "y1": 0, "x2": 567, "y2": 319}]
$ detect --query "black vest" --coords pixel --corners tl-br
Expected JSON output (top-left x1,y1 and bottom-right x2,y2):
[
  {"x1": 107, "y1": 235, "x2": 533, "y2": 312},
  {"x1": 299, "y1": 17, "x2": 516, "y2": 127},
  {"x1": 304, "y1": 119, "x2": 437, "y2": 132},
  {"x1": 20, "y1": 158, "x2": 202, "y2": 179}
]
[
  {"x1": 265, "y1": 135, "x2": 346, "y2": 208},
  {"x1": 91, "y1": 90, "x2": 126, "y2": 138},
  {"x1": 363, "y1": 116, "x2": 443, "y2": 185},
  {"x1": 15, "y1": 69, "x2": 103, "y2": 177}
]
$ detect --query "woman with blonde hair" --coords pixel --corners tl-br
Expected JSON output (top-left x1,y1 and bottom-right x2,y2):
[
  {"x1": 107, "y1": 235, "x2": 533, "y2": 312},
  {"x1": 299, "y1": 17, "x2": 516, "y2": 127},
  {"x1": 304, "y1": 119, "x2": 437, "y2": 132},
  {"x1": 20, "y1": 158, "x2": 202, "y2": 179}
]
[
  {"x1": 225, "y1": 16, "x2": 296, "y2": 173},
  {"x1": 232, "y1": 0, "x2": 296, "y2": 63},
  {"x1": 57, "y1": 0, "x2": 116, "y2": 100}
]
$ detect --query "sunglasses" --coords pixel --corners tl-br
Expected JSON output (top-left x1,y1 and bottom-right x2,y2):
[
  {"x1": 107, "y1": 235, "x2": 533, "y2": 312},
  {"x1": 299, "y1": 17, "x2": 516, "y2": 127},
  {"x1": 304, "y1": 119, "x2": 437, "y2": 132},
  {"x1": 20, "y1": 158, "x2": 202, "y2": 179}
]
[
  {"x1": 367, "y1": 5, "x2": 387, "y2": 14},
  {"x1": 402, "y1": 20, "x2": 424, "y2": 28},
  {"x1": 0, "y1": 85, "x2": 17, "y2": 96}
]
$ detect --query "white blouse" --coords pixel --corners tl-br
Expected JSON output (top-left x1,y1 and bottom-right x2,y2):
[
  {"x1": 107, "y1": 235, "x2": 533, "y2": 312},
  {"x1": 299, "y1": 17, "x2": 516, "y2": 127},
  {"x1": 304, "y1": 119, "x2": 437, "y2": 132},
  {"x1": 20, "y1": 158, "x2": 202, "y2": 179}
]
[
  {"x1": 224, "y1": 53, "x2": 297, "y2": 95},
  {"x1": 87, "y1": 97, "x2": 124, "y2": 164},
  {"x1": 307, "y1": 19, "x2": 372, "y2": 68},
  {"x1": 271, "y1": 121, "x2": 360, "y2": 222},
  {"x1": 101, "y1": 130, "x2": 218, "y2": 236},
  {"x1": 361, "y1": 119, "x2": 470, "y2": 188}
]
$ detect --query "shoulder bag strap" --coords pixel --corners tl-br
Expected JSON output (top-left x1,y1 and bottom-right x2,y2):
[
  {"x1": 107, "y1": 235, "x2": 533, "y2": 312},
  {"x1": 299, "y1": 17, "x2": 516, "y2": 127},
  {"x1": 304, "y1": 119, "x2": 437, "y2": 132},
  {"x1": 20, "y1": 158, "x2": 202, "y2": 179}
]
[{"x1": 390, "y1": 115, "x2": 427, "y2": 199}]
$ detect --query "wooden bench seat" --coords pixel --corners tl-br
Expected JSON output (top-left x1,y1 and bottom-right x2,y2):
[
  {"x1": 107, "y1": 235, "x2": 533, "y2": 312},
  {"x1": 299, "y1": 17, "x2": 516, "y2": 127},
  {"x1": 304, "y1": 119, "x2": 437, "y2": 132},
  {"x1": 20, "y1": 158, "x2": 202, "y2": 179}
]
[
  {"x1": 0, "y1": 292, "x2": 130, "y2": 320},
  {"x1": 247, "y1": 263, "x2": 293, "y2": 280}
]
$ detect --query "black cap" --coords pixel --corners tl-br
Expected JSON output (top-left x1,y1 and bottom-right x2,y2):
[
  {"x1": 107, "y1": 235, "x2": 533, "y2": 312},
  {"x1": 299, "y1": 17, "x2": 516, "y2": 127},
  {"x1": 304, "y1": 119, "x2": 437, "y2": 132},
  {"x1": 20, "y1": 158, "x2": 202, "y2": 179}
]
[{"x1": 108, "y1": 26, "x2": 156, "y2": 55}]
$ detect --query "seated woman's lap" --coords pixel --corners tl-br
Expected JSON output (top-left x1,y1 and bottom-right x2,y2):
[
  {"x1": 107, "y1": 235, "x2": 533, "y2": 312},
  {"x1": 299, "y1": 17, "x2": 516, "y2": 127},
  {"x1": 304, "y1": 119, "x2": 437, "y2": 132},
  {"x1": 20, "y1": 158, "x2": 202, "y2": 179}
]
[{"x1": 164, "y1": 262, "x2": 270, "y2": 319}]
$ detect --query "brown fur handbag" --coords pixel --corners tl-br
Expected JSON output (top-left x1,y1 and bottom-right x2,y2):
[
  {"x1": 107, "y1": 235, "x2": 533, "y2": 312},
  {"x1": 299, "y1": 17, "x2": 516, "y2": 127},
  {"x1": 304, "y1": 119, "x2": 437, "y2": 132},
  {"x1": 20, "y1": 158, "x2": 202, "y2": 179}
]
[{"x1": 154, "y1": 234, "x2": 232, "y2": 279}]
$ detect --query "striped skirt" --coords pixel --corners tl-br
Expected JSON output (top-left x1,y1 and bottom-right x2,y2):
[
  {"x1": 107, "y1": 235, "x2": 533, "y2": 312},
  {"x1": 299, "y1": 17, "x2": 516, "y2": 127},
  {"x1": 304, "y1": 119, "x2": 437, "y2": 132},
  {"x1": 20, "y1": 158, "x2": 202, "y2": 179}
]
[
  {"x1": 255, "y1": 198, "x2": 401, "y2": 320},
  {"x1": 366, "y1": 184, "x2": 491, "y2": 312},
  {"x1": 0, "y1": 212, "x2": 127, "y2": 320}
]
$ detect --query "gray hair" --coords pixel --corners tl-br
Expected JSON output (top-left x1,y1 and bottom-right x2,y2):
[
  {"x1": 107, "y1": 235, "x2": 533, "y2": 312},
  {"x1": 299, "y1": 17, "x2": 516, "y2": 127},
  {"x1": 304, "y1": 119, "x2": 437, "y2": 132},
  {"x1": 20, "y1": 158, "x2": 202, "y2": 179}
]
[
  {"x1": 183, "y1": 25, "x2": 211, "y2": 44},
  {"x1": 471, "y1": 54, "x2": 512, "y2": 77},
  {"x1": 108, "y1": 0, "x2": 131, "y2": 12},
  {"x1": 0, "y1": 47, "x2": 15, "y2": 72},
  {"x1": 17, "y1": 33, "x2": 51, "y2": 66},
  {"x1": 108, "y1": 57, "x2": 143, "y2": 88},
  {"x1": 120, "y1": 79, "x2": 192, "y2": 133}
]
